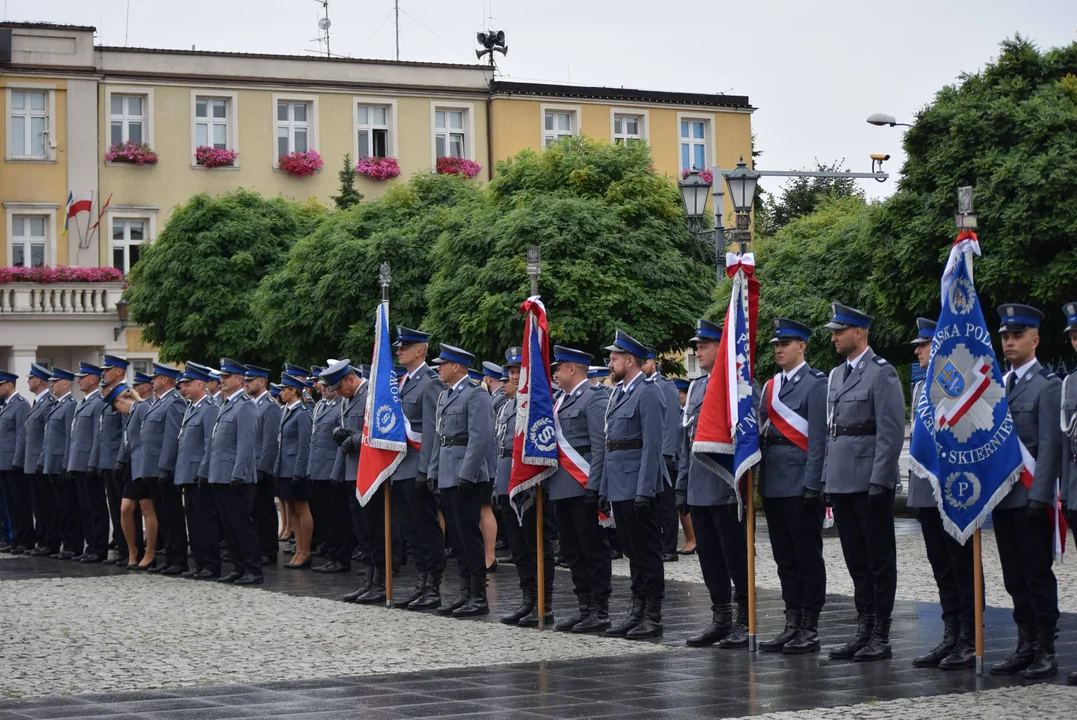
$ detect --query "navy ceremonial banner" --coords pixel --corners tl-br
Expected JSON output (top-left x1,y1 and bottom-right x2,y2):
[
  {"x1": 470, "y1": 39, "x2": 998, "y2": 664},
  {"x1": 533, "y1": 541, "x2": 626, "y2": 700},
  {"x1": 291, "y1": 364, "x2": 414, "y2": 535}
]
[
  {"x1": 909, "y1": 231, "x2": 1023, "y2": 543},
  {"x1": 356, "y1": 299, "x2": 407, "y2": 506}
]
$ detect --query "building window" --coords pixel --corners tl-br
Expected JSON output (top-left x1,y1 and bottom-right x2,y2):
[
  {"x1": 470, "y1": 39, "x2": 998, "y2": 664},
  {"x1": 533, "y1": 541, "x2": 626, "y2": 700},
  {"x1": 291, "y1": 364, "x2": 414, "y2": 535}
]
[
  {"x1": 544, "y1": 110, "x2": 575, "y2": 147},
  {"x1": 8, "y1": 89, "x2": 49, "y2": 158},
  {"x1": 11, "y1": 215, "x2": 48, "y2": 267},
  {"x1": 276, "y1": 100, "x2": 310, "y2": 158},
  {"x1": 680, "y1": 119, "x2": 708, "y2": 172},
  {"x1": 356, "y1": 105, "x2": 390, "y2": 158},
  {"x1": 131, "y1": 359, "x2": 152, "y2": 376},
  {"x1": 434, "y1": 108, "x2": 467, "y2": 158},
  {"x1": 111, "y1": 219, "x2": 146, "y2": 274},
  {"x1": 110, "y1": 94, "x2": 145, "y2": 146},
  {"x1": 195, "y1": 97, "x2": 232, "y2": 150},
  {"x1": 613, "y1": 114, "x2": 643, "y2": 145}
]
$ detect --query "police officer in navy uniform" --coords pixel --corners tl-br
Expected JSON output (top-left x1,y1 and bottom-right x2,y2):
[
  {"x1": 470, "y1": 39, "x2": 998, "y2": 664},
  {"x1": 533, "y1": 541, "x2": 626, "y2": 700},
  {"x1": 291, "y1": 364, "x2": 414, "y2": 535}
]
[
  {"x1": 245, "y1": 365, "x2": 282, "y2": 566},
  {"x1": 140, "y1": 363, "x2": 186, "y2": 574},
  {"x1": 24, "y1": 364, "x2": 59, "y2": 556},
  {"x1": 201, "y1": 358, "x2": 261, "y2": 585},
  {"x1": 276, "y1": 373, "x2": 313, "y2": 569},
  {"x1": 642, "y1": 352, "x2": 682, "y2": 563},
  {"x1": 69, "y1": 362, "x2": 108, "y2": 563},
  {"x1": 757, "y1": 318, "x2": 828, "y2": 654},
  {"x1": 677, "y1": 319, "x2": 750, "y2": 648},
  {"x1": 1060, "y1": 301, "x2": 1077, "y2": 687},
  {"x1": 44, "y1": 368, "x2": 79, "y2": 559},
  {"x1": 990, "y1": 304, "x2": 1062, "y2": 679},
  {"x1": 547, "y1": 345, "x2": 612, "y2": 633},
  {"x1": 175, "y1": 364, "x2": 220, "y2": 578},
  {"x1": 95, "y1": 355, "x2": 129, "y2": 558},
  {"x1": 116, "y1": 372, "x2": 154, "y2": 567},
  {"x1": 390, "y1": 327, "x2": 447, "y2": 611},
  {"x1": 309, "y1": 370, "x2": 344, "y2": 570},
  {"x1": 428, "y1": 344, "x2": 495, "y2": 617},
  {"x1": 601, "y1": 330, "x2": 667, "y2": 640},
  {"x1": 823, "y1": 303, "x2": 905, "y2": 662},
  {"x1": 484, "y1": 362, "x2": 507, "y2": 416},
  {"x1": 906, "y1": 318, "x2": 977, "y2": 670},
  {"x1": 0, "y1": 370, "x2": 30, "y2": 554},
  {"x1": 206, "y1": 371, "x2": 223, "y2": 406}
]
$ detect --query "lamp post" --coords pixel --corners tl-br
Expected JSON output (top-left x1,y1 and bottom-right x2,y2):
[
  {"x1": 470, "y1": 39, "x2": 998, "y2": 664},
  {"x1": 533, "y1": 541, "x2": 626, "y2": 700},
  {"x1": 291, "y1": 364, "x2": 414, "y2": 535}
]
[
  {"x1": 866, "y1": 113, "x2": 912, "y2": 128},
  {"x1": 113, "y1": 297, "x2": 129, "y2": 342},
  {"x1": 724, "y1": 157, "x2": 760, "y2": 253}
]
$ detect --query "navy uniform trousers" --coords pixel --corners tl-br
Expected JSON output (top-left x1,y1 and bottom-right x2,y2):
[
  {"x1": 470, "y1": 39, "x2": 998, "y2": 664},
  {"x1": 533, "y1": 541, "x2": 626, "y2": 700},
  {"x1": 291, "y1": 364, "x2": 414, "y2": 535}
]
[{"x1": 690, "y1": 503, "x2": 749, "y2": 608}]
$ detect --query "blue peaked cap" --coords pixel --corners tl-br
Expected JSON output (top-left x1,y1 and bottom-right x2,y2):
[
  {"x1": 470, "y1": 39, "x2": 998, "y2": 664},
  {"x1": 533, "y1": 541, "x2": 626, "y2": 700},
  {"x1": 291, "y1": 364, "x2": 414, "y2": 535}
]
[
  {"x1": 152, "y1": 362, "x2": 181, "y2": 380},
  {"x1": 604, "y1": 329, "x2": 650, "y2": 359},
  {"x1": 997, "y1": 303, "x2": 1044, "y2": 332},
  {"x1": 75, "y1": 362, "x2": 102, "y2": 378},
  {"x1": 482, "y1": 361, "x2": 503, "y2": 379},
  {"x1": 503, "y1": 346, "x2": 522, "y2": 368},
  {"x1": 770, "y1": 317, "x2": 812, "y2": 344},
  {"x1": 394, "y1": 326, "x2": 431, "y2": 347},
  {"x1": 269, "y1": 383, "x2": 282, "y2": 397},
  {"x1": 911, "y1": 317, "x2": 937, "y2": 345},
  {"x1": 29, "y1": 363, "x2": 52, "y2": 382},
  {"x1": 281, "y1": 373, "x2": 306, "y2": 391},
  {"x1": 283, "y1": 363, "x2": 309, "y2": 378},
  {"x1": 552, "y1": 345, "x2": 593, "y2": 367},
  {"x1": 133, "y1": 371, "x2": 154, "y2": 385},
  {"x1": 319, "y1": 359, "x2": 355, "y2": 391},
  {"x1": 1064, "y1": 301, "x2": 1077, "y2": 333},
  {"x1": 49, "y1": 367, "x2": 75, "y2": 382},
  {"x1": 0, "y1": 369, "x2": 18, "y2": 384},
  {"x1": 467, "y1": 367, "x2": 484, "y2": 382},
  {"x1": 690, "y1": 319, "x2": 722, "y2": 344},
  {"x1": 244, "y1": 365, "x2": 270, "y2": 380},
  {"x1": 100, "y1": 354, "x2": 129, "y2": 370},
  {"x1": 103, "y1": 383, "x2": 129, "y2": 405},
  {"x1": 588, "y1": 366, "x2": 609, "y2": 379},
  {"x1": 433, "y1": 344, "x2": 474, "y2": 367},
  {"x1": 672, "y1": 378, "x2": 690, "y2": 392}
]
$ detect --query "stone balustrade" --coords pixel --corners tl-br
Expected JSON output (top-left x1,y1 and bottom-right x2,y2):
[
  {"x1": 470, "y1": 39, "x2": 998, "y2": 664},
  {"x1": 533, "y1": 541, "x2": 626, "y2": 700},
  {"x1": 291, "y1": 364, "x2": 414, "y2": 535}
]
[{"x1": 0, "y1": 282, "x2": 127, "y2": 314}]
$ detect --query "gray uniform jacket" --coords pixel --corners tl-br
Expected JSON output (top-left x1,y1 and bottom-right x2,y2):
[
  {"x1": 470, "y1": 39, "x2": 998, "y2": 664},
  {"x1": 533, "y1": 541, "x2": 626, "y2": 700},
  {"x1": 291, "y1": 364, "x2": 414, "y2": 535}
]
[
  {"x1": 175, "y1": 397, "x2": 218, "y2": 485},
  {"x1": 822, "y1": 348, "x2": 905, "y2": 494},
  {"x1": 253, "y1": 393, "x2": 282, "y2": 476},
  {"x1": 653, "y1": 373, "x2": 681, "y2": 461},
  {"x1": 676, "y1": 375, "x2": 736, "y2": 507},
  {"x1": 23, "y1": 391, "x2": 55, "y2": 470},
  {"x1": 547, "y1": 382, "x2": 607, "y2": 501},
  {"x1": 390, "y1": 364, "x2": 442, "y2": 482},
  {"x1": 117, "y1": 399, "x2": 149, "y2": 472},
  {"x1": 66, "y1": 390, "x2": 104, "y2": 474},
  {"x1": 137, "y1": 388, "x2": 184, "y2": 480},
  {"x1": 491, "y1": 387, "x2": 509, "y2": 417},
  {"x1": 429, "y1": 377, "x2": 495, "y2": 489},
  {"x1": 1061, "y1": 374, "x2": 1077, "y2": 512},
  {"x1": 90, "y1": 398, "x2": 124, "y2": 474},
  {"x1": 200, "y1": 392, "x2": 258, "y2": 484},
  {"x1": 997, "y1": 361, "x2": 1062, "y2": 510},
  {"x1": 906, "y1": 379, "x2": 936, "y2": 508},
  {"x1": 275, "y1": 402, "x2": 311, "y2": 479},
  {"x1": 494, "y1": 397, "x2": 516, "y2": 496},
  {"x1": 307, "y1": 397, "x2": 340, "y2": 482},
  {"x1": 600, "y1": 374, "x2": 665, "y2": 503},
  {"x1": 0, "y1": 393, "x2": 29, "y2": 471},
  {"x1": 42, "y1": 394, "x2": 75, "y2": 476},
  {"x1": 331, "y1": 382, "x2": 369, "y2": 485},
  {"x1": 758, "y1": 364, "x2": 828, "y2": 499}
]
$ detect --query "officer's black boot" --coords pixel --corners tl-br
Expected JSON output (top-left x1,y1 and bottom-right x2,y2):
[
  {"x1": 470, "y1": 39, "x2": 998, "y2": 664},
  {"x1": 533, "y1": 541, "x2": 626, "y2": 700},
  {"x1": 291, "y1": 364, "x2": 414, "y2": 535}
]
[
  {"x1": 1067, "y1": 670, "x2": 1077, "y2": 685},
  {"x1": 555, "y1": 594, "x2": 591, "y2": 632},
  {"x1": 340, "y1": 565, "x2": 375, "y2": 603},
  {"x1": 912, "y1": 615, "x2": 959, "y2": 668},
  {"x1": 452, "y1": 576, "x2": 489, "y2": 617},
  {"x1": 1023, "y1": 625, "x2": 1058, "y2": 680},
  {"x1": 438, "y1": 575, "x2": 470, "y2": 615},
  {"x1": 718, "y1": 602, "x2": 750, "y2": 649},
  {"x1": 686, "y1": 605, "x2": 733, "y2": 648},
  {"x1": 606, "y1": 594, "x2": 644, "y2": 637},
  {"x1": 828, "y1": 614, "x2": 875, "y2": 660},
  {"x1": 626, "y1": 596, "x2": 663, "y2": 640},
  {"x1": 783, "y1": 609, "x2": 821, "y2": 654},
  {"x1": 393, "y1": 572, "x2": 426, "y2": 609},
  {"x1": 518, "y1": 589, "x2": 553, "y2": 628},
  {"x1": 573, "y1": 598, "x2": 612, "y2": 634},
  {"x1": 500, "y1": 589, "x2": 535, "y2": 625},
  {"x1": 409, "y1": 571, "x2": 442, "y2": 611},
  {"x1": 853, "y1": 616, "x2": 892, "y2": 661},
  {"x1": 989, "y1": 623, "x2": 1037, "y2": 675},
  {"x1": 938, "y1": 616, "x2": 976, "y2": 670},
  {"x1": 355, "y1": 568, "x2": 387, "y2": 604},
  {"x1": 760, "y1": 609, "x2": 802, "y2": 652}
]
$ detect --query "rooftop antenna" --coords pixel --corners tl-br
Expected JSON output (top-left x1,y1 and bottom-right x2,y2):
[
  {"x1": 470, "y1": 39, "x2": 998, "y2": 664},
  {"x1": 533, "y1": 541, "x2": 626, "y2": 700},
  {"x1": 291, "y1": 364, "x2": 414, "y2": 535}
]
[
  {"x1": 314, "y1": 0, "x2": 331, "y2": 58},
  {"x1": 395, "y1": 1, "x2": 400, "y2": 61}
]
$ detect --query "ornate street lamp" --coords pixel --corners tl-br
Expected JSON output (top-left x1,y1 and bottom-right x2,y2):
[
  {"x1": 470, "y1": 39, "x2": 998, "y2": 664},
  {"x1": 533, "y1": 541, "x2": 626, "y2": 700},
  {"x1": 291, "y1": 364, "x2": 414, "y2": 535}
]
[
  {"x1": 677, "y1": 169, "x2": 713, "y2": 234},
  {"x1": 113, "y1": 297, "x2": 129, "y2": 342},
  {"x1": 724, "y1": 157, "x2": 760, "y2": 250}
]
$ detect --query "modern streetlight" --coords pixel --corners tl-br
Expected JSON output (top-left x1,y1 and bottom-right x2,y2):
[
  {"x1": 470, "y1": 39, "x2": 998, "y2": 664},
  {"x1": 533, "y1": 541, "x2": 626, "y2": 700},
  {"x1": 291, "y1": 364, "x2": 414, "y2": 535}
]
[{"x1": 866, "y1": 112, "x2": 912, "y2": 128}]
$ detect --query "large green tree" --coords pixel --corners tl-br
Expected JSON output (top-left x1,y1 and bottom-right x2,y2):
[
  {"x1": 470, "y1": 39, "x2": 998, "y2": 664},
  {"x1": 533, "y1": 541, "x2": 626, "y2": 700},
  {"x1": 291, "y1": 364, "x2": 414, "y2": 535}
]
[
  {"x1": 126, "y1": 189, "x2": 324, "y2": 366},
  {"x1": 423, "y1": 137, "x2": 718, "y2": 365}
]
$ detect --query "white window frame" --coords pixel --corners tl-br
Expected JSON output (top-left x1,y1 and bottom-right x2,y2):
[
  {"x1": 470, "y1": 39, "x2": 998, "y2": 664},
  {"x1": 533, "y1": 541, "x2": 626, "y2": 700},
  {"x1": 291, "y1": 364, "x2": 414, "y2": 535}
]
[
  {"x1": 4, "y1": 202, "x2": 59, "y2": 267},
  {"x1": 676, "y1": 112, "x2": 715, "y2": 173},
  {"x1": 190, "y1": 90, "x2": 239, "y2": 168},
  {"x1": 271, "y1": 93, "x2": 319, "y2": 168},
  {"x1": 107, "y1": 214, "x2": 152, "y2": 275},
  {"x1": 540, "y1": 103, "x2": 581, "y2": 148},
  {"x1": 352, "y1": 97, "x2": 398, "y2": 161},
  {"x1": 5, "y1": 84, "x2": 56, "y2": 161},
  {"x1": 610, "y1": 108, "x2": 649, "y2": 146},
  {"x1": 104, "y1": 86, "x2": 155, "y2": 151},
  {"x1": 429, "y1": 101, "x2": 475, "y2": 166}
]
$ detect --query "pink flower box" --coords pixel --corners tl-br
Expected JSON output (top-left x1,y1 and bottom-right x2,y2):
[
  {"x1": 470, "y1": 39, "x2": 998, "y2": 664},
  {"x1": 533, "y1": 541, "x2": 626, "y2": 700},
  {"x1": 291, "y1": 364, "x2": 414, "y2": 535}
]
[
  {"x1": 0, "y1": 266, "x2": 125, "y2": 284},
  {"x1": 105, "y1": 141, "x2": 159, "y2": 165},
  {"x1": 195, "y1": 146, "x2": 238, "y2": 168},
  {"x1": 436, "y1": 156, "x2": 482, "y2": 179},
  {"x1": 278, "y1": 150, "x2": 324, "y2": 178},
  {"x1": 681, "y1": 168, "x2": 714, "y2": 184},
  {"x1": 355, "y1": 156, "x2": 402, "y2": 181}
]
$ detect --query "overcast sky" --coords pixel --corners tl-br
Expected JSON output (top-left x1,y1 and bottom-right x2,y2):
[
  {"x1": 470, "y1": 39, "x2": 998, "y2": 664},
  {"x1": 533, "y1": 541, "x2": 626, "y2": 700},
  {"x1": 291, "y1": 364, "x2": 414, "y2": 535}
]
[{"x1": 6, "y1": 0, "x2": 1076, "y2": 200}]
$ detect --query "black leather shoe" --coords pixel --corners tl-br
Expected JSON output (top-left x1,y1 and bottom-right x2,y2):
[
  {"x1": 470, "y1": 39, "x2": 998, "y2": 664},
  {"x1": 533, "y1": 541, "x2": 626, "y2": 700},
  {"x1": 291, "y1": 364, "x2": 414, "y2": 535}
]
[
  {"x1": 284, "y1": 558, "x2": 312, "y2": 569},
  {"x1": 517, "y1": 593, "x2": 553, "y2": 628},
  {"x1": 341, "y1": 567, "x2": 375, "y2": 602},
  {"x1": 313, "y1": 560, "x2": 350, "y2": 574},
  {"x1": 760, "y1": 609, "x2": 802, "y2": 652},
  {"x1": 1023, "y1": 628, "x2": 1057, "y2": 680},
  {"x1": 1067, "y1": 670, "x2": 1077, "y2": 685},
  {"x1": 70, "y1": 553, "x2": 86, "y2": 562},
  {"x1": 193, "y1": 569, "x2": 221, "y2": 580},
  {"x1": 114, "y1": 556, "x2": 131, "y2": 566},
  {"x1": 56, "y1": 550, "x2": 75, "y2": 560},
  {"x1": 260, "y1": 555, "x2": 277, "y2": 567},
  {"x1": 30, "y1": 546, "x2": 54, "y2": 557},
  {"x1": 783, "y1": 610, "x2": 821, "y2": 655},
  {"x1": 609, "y1": 548, "x2": 623, "y2": 560},
  {"x1": 355, "y1": 569, "x2": 387, "y2": 604},
  {"x1": 937, "y1": 619, "x2": 975, "y2": 670},
  {"x1": 452, "y1": 578, "x2": 489, "y2": 617},
  {"x1": 234, "y1": 572, "x2": 264, "y2": 585},
  {"x1": 161, "y1": 564, "x2": 186, "y2": 575},
  {"x1": 501, "y1": 593, "x2": 535, "y2": 625},
  {"x1": 854, "y1": 617, "x2": 893, "y2": 662},
  {"x1": 217, "y1": 571, "x2": 243, "y2": 584},
  {"x1": 829, "y1": 614, "x2": 875, "y2": 660},
  {"x1": 438, "y1": 580, "x2": 471, "y2": 616},
  {"x1": 912, "y1": 617, "x2": 959, "y2": 668},
  {"x1": 393, "y1": 574, "x2": 427, "y2": 609},
  {"x1": 573, "y1": 601, "x2": 612, "y2": 634},
  {"x1": 147, "y1": 561, "x2": 166, "y2": 573},
  {"x1": 989, "y1": 625, "x2": 1037, "y2": 675},
  {"x1": 408, "y1": 576, "x2": 443, "y2": 611},
  {"x1": 181, "y1": 567, "x2": 201, "y2": 578},
  {"x1": 79, "y1": 553, "x2": 104, "y2": 564},
  {"x1": 718, "y1": 603, "x2": 750, "y2": 649},
  {"x1": 660, "y1": 552, "x2": 678, "y2": 563},
  {"x1": 9, "y1": 545, "x2": 26, "y2": 555},
  {"x1": 555, "y1": 599, "x2": 591, "y2": 632},
  {"x1": 625, "y1": 597, "x2": 663, "y2": 640},
  {"x1": 606, "y1": 595, "x2": 644, "y2": 637}
]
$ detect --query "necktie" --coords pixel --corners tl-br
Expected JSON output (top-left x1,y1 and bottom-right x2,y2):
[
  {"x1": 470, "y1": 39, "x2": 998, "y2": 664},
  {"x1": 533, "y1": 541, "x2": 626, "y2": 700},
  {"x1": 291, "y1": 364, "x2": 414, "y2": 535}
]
[
  {"x1": 779, "y1": 374, "x2": 786, "y2": 392},
  {"x1": 1006, "y1": 373, "x2": 1016, "y2": 395},
  {"x1": 843, "y1": 363, "x2": 854, "y2": 382}
]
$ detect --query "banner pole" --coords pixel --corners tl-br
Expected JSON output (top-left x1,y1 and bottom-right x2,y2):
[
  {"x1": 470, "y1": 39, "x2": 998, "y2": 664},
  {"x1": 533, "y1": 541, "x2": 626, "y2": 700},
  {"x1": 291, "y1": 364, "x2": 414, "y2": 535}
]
[
  {"x1": 974, "y1": 528, "x2": 984, "y2": 675},
  {"x1": 380, "y1": 262, "x2": 393, "y2": 609},
  {"x1": 527, "y1": 247, "x2": 545, "y2": 630},
  {"x1": 746, "y1": 469, "x2": 757, "y2": 652}
]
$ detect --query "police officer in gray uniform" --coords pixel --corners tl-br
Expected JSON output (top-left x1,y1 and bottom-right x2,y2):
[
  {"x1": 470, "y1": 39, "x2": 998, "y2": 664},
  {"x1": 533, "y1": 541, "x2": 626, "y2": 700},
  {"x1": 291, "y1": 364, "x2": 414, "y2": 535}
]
[
  {"x1": 390, "y1": 327, "x2": 447, "y2": 611},
  {"x1": 757, "y1": 318, "x2": 828, "y2": 654},
  {"x1": 548, "y1": 345, "x2": 612, "y2": 634},
  {"x1": 140, "y1": 363, "x2": 186, "y2": 574},
  {"x1": 94, "y1": 355, "x2": 129, "y2": 558},
  {"x1": 643, "y1": 352, "x2": 682, "y2": 562},
  {"x1": 0, "y1": 370, "x2": 30, "y2": 553},
  {"x1": 201, "y1": 358, "x2": 261, "y2": 585},
  {"x1": 428, "y1": 344, "x2": 495, "y2": 617},
  {"x1": 275, "y1": 372, "x2": 312, "y2": 569},
  {"x1": 1060, "y1": 301, "x2": 1077, "y2": 687},
  {"x1": 116, "y1": 371, "x2": 154, "y2": 567},
  {"x1": 484, "y1": 362, "x2": 507, "y2": 416},
  {"x1": 44, "y1": 368, "x2": 79, "y2": 558},
  {"x1": 309, "y1": 371, "x2": 343, "y2": 569},
  {"x1": 906, "y1": 318, "x2": 977, "y2": 670},
  {"x1": 175, "y1": 364, "x2": 220, "y2": 578},
  {"x1": 990, "y1": 304, "x2": 1062, "y2": 680},
  {"x1": 601, "y1": 329, "x2": 667, "y2": 640},
  {"x1": 823, "y1": 303, "x2": 905, "y2": 662},
  {"x1": 24, "y1": 364, "x2": 59, "y2": 555},
  {"x1": 676, "y1": 319, "x2": 750, "y2": 648},
  {"x1": 69, "y1": 362, "x2": 108, "y2": 563},
  {"x1": 245, "y1": 365, "x2": 282, "y2": 566}
]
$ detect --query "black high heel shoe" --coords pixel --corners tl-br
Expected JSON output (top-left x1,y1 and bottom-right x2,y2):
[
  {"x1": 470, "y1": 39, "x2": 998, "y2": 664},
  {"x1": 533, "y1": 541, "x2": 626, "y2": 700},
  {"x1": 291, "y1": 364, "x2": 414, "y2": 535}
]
[{"x1": 284, "y1": 557, "x2": 312, "y2": 570}]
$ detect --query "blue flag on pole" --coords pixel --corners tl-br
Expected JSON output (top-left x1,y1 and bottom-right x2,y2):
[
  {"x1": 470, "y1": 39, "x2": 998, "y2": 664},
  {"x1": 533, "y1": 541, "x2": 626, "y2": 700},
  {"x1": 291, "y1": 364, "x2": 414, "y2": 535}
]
[
  {"x1": 356, "y1": 299, "x2": 407, "y2": 506},
  {"x1": 909, "y1": 231, "x2": 1023, "y2": 543}
]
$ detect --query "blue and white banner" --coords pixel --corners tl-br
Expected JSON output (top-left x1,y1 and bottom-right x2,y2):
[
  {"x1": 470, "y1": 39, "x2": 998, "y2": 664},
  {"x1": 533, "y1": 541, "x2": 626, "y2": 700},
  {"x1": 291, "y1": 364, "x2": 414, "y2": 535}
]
[
  {"x1": 909, "y1": 231, "x2": 1023, "y2": 543},
  {"x1": 356, "y1": 299, "x2": 407, "y2": 506}
]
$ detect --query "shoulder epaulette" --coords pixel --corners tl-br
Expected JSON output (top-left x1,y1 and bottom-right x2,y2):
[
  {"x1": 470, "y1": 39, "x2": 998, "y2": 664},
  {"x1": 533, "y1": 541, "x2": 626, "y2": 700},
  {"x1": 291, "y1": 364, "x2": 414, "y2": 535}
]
[
  {"x1": 809, "y1": 369, "x2": 826, "y2": 378},
  {"x1": 426, "y1": 368, "x2": 440, "y2": 379},
  {"x1": 1040, "y1": 367, "x2": 1055, "y2": 378},
  {"x1": 873, "y1": 356, "x2": 888, "y2": 366}
]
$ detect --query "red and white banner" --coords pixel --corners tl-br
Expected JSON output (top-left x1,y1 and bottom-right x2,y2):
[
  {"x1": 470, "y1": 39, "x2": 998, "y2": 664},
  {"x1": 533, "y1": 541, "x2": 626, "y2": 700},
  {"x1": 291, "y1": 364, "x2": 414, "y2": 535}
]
[{"x1": 554, "y1": 394, "x2": 613, "y2": 527}]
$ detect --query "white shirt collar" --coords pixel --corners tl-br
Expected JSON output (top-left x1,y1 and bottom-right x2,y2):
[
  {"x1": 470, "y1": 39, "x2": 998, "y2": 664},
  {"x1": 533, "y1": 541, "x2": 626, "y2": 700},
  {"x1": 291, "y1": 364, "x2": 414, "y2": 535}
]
[
  {"x1": 158, "y1": 387, "x2": 177, "y2": 401},
  {"x1": 568, "y1": 379, "x2": 590, "y2": 396},
  {"x1": 847, "y1": 348, "x2": 870, "y2": 369},
  {"x1": 623, "y1": 371, "x2": 644, "y2": 393},
  {"x1": 287, "y1": 400, "x2": 302, "y2": 410},
  {"x1": 783, "y1": 361, "x2": 806, "y2": 382},
  {"x1": 85, "y1": 388, "x2": 101, "y2": 400},
  {"x1": 451, "y1": 376, "x2": 469, "y2": 393},
  {"x1": 55, "y1": 391, "x2": 72, "y2": 402},
  {"x1": 192, "y1": 395, "x2": 207, "y2": 408},
  {"x1": 35, "y1": 389, "x2": 49, "y2": 402},
  {"x1": 252, "y1": 390, "x2": 269, "y2": 402},
  {"x1": 406, "y1": 362, "x2": 428, "y2": 381},
  {"x1": 1012, "y1": 358, "x2": 1038, "y2": 381}
]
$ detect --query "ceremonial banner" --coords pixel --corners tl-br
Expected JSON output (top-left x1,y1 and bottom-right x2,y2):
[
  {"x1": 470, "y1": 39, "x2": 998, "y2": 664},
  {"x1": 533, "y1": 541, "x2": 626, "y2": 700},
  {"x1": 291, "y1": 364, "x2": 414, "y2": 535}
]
[
  {"x1": 909, "y1": 231, "x2": 1023, "y2": 543},
  {"x1": 508, "y1": 296, "x2": 558, "y2": 521},
  {"x1": 356, "y1": 299, "x2": 407, "y2": 506},
  {"x1": 692, "y1": 253, "x2": 761, "y2": 515}
]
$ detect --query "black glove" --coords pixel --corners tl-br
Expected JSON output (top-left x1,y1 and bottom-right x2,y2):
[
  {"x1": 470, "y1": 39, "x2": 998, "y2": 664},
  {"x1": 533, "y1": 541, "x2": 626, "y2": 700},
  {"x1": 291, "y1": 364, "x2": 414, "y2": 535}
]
[
  {"x1": 634, "y1": 494, "x2": 653, "y2": 514},
  {"x1": 35, "y1": 464, "x2": 44, "y2": 476},
  {"x1": 598, "y1": 495, "x2": 612, "y2": 516},
  {"x1": 257, "y1": 470, "x2": 268, "y2": 484},
  {"x1": 803, "y1": 488, "x2": 822, "y2": 513},
  {"x1": 584, "y1": 489, "x2": 599, "y2": 507},
  {"x1": 12, "y1": 465, "x2": 23, "y2": 474},
  {"x1": 158, "y1": 469, "x2": 173, "y2": 484},
  {"x1": 341, "y1": 435, "x2": 356, "y2": 454},
  {"x1": 868, "y1": 484, "x2": 888, "y2": 508},
  {"x1": 675, "y1": 489, "x2": 690, "y2": 516},
  {"x1": 1027, "y1": 499, "x2": 1050, "y2": 526},
  {"x1": 115, "y1": 460, "x2": 128, "y2": 475},
  {"x1": 332, "y1": 427, "x2": 348, "y2": 446},
  {"x1": 230, "y1": 476, "x2": 243, "y2": 486},
  {"x1": 198, "y1": 476, "x2": 209, "y2": 489},
  {"x1": 458, "y1": 480, "x2": 474, "y2": 499},
  {"x1": 415, "y1": 471, "x2": 428, "y2": 491},
  {"x1": 491, "y1": 493, "x2": 502, "y2": 512}
]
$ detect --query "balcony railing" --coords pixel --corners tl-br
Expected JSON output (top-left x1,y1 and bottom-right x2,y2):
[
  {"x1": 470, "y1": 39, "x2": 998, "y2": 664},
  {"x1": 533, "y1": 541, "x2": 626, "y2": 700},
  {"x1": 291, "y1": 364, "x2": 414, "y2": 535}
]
[{"x1": 0, "y1": 282, "x2": 127, "y2": 314}]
